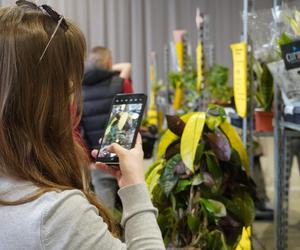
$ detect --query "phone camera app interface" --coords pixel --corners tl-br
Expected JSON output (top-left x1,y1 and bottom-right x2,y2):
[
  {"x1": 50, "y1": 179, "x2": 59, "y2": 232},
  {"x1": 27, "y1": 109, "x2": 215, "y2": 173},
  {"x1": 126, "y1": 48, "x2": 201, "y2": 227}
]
[{"x1": 98, "y1": 102, "x2": 143, "y2": 159}]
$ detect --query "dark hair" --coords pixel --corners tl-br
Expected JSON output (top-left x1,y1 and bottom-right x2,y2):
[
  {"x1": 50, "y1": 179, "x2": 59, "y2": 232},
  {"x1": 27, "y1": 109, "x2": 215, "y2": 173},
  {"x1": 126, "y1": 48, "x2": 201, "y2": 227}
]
[{"x1": 0, "y1": 3, "x2": 117, "y2": 234}]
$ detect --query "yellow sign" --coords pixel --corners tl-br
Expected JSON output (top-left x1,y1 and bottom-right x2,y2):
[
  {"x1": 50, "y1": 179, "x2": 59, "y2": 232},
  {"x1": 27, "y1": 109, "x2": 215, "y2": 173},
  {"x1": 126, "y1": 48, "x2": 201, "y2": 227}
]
[
  {"x1": 231, "y1": 42, "x2": 247, "y2": 118},
  {"x1": 196, "y1": 41, "x2": 203, "y2": 92},
  {"x1": 175, "y1": 41, "x2": 184, "y2": 71}
]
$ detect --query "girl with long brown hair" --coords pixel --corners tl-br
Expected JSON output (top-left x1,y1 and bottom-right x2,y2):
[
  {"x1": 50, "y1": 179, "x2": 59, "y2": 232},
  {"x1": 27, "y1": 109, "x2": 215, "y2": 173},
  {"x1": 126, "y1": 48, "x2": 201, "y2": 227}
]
[{"x1": 0, "y1": 1, "x2": 164, "y2": 249}]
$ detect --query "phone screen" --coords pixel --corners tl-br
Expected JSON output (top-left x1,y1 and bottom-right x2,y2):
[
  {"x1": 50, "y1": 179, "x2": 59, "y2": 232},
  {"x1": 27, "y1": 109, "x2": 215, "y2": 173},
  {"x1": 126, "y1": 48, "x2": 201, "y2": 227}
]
[{"x1": 97, "y1": 94, "x2": 146, "y2": 163}]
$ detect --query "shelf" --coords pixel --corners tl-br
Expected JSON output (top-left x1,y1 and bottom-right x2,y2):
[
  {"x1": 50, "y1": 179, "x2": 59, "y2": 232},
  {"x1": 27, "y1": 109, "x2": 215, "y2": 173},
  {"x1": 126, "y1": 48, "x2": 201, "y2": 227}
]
[
  {"x1": 254, "y1": 131, "x2": 273, "y2": 137},
  {"x1": 280, "y1": 121, "x2": 300, "y2": 133}
]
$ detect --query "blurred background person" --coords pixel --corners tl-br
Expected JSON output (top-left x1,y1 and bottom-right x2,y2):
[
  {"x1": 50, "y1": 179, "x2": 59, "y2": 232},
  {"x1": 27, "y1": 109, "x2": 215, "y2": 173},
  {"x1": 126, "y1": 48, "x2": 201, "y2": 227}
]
[{"x1": 80, "y1": 46, "x2": 133, "y2": 208}]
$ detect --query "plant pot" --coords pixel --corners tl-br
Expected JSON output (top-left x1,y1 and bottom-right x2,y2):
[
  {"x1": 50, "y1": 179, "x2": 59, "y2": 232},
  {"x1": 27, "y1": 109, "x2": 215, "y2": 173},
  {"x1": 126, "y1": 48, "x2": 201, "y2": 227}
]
[
  {"x1": 254, "y1": 110, "x2": 273, "y2": 132},
  {"x1": 142, "y1": 134, "x2": 157, "y2": 159}
]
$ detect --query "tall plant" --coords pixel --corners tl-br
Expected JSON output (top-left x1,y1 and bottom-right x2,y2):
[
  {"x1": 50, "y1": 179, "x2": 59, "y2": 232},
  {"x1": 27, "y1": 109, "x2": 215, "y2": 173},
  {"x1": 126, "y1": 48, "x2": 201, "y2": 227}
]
[
  {"x1": 168, "y1": 57, "x2": 199, "y2": 113},
  {"x1": 146, "y1": 106, "x2": 256, "y2": 249}
]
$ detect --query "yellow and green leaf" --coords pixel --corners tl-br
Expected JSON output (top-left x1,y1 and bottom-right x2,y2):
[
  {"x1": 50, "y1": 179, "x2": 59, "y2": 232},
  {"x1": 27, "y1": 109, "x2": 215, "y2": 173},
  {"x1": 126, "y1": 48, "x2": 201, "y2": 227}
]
[
  {"x1": 180, "y1": 112, "x2": 206, "y2": 173},
  {"x1": 220, "y1": 120, "x2": 249, "y2": 175},
  {"x1": 156, "y1": 112, "x2": 197, "y2": 159}
]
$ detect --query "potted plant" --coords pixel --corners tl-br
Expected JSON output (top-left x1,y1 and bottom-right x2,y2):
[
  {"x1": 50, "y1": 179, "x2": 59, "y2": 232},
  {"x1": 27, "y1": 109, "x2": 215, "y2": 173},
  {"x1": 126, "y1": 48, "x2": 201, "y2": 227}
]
[
  {"x1": 252, "y1": 57, "x2": 274, "y2": 132},
  {"x1": 146, "y1": 105, "x2": 256, "y2": 249},
  {"x1": 168, "y1": 57, "x2": 199, "y2": 114},
  {"x1": 205, "y1": 64, "x2": 233, "y2": 106}
]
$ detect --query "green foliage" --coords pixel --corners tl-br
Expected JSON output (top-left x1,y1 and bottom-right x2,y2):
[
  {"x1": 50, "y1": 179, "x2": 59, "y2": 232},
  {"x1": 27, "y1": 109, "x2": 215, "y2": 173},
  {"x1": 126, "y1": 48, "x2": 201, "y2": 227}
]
[
  {"x1": 146, "y1": 108, "x2": 256, "y2": 249},
  {"x1": 252, "y1": 58, "x2": 274, "y2": 111},
  {"x1": 205, "y1": 64, "x2": 233, "y2": 104},
  {"x1": 167, "y1": 57, "x2": 199, "y2": 112},
  {"x1": 278, "y1": 32, "x2": 293, "y2": 47}
]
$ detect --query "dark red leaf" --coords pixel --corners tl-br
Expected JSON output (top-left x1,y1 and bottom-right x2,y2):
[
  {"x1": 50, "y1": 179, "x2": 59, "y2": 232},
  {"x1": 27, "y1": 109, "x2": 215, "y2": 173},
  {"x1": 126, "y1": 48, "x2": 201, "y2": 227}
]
[
  {"x1": 174, "y1": 161, "x2": 187, "y2": 175},
  {"x1": 203, "y1": 172, "x2": 214, "y2": 188},
  {"x1": 207, "y1": 131, "x2": 231, "y2": 161},
  {"x1": 166, "y1": 115, "x2": 186, "y2": 136},
  {"x1": 165, "y1": 141, "x2": 180, "y2": 160}
]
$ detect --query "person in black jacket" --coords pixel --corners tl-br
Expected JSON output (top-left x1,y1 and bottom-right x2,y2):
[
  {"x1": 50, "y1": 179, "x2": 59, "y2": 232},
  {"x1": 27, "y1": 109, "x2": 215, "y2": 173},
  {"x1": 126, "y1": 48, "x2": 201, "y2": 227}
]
[{"x1": 81, "y1": 46, "x2": 133, "y2": 208}]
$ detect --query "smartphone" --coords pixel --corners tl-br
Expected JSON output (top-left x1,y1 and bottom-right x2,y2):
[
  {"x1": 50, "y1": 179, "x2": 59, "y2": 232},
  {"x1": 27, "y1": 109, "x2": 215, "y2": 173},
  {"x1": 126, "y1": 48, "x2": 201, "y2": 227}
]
[{"x1": 96, "y1": 93, "x2": 147, "y2": 165}]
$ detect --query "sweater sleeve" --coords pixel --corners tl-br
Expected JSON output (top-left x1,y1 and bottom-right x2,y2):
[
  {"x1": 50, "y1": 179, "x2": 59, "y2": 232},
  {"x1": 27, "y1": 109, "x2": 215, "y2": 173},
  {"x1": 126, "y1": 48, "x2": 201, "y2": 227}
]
[
  {"x1": 118, "y1": 183, "x2": 165, "y2": 249},
  {"x1": 41, "y1": 184, "x2": 165, "y2": 250}
]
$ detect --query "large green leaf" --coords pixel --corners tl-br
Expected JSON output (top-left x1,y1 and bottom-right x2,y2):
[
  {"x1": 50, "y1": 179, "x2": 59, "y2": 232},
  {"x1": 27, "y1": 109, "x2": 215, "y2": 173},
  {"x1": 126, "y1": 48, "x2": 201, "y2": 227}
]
[
  {"x1": 222, "y1": 191, "x2": 255, "y2": 227},
  {"x1": 159, "y1": 154, "x2": 181, "y2": 196},
  {"x1": 200, "y1": 198, "x2": 227, "y2": 218},
  {"x1": 157, "y1": 112, "x2": 197, "y2": 159},
  {"x1": 180, "y1": 112, "x2": 206, "y2": 173},
  {"x1": 220, "y1": 120, "x2": 249, "y2": 175}
]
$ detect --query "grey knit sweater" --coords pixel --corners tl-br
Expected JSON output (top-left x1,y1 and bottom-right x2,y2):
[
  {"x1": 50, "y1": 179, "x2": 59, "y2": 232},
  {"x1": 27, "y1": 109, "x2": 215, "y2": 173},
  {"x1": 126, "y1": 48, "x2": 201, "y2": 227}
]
[{"x1": 0, "y1": 177, "x2": 165, "y2": 250}]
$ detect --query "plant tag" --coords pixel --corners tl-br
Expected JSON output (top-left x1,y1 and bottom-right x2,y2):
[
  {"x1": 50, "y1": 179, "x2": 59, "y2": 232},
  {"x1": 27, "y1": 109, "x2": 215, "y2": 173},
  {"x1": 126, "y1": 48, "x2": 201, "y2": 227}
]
[
  {"x1": 230, "y1": 42, "x2": 247, "y2": 118},
  {"x1": 268, "y1": 60, "x2": 300, "y2": 106},
  {"x1": 281, "y1": 40, "x2": 300, "y2": 70}
]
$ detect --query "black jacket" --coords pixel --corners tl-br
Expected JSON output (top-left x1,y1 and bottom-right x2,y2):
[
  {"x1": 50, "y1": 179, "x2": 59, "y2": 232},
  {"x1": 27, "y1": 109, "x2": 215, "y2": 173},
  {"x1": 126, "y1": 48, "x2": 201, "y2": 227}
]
[{"x1": 81, "y1": 66, "x2": 123, "y2": 150}]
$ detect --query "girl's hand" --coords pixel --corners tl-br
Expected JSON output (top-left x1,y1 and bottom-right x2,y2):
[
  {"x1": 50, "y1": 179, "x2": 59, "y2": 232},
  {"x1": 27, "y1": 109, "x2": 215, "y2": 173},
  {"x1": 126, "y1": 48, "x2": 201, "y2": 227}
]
[{"x1": 91, "y1": 133, "x2": 144, "y2": 188}]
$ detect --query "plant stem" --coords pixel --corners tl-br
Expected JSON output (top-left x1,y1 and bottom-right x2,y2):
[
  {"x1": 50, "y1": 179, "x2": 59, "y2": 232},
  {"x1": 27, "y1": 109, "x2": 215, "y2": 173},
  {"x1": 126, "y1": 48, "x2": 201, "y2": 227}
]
[{"x1": 188, "y1": 185, "x2": 194, "y2": 213}]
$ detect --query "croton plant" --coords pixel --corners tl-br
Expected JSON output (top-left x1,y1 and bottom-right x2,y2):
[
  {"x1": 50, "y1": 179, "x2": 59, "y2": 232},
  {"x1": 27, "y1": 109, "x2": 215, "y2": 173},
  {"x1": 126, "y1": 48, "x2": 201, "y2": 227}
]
[{"x1": 146, "y1": 106, "x2": 256, "y2": 249}]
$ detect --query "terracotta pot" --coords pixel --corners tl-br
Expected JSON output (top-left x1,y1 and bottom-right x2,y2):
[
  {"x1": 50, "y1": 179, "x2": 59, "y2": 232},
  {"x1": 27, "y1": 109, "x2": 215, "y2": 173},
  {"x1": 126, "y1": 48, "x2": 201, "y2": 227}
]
[{"x1": 254, "y1": 110, "x2": 273, "y2": 132}]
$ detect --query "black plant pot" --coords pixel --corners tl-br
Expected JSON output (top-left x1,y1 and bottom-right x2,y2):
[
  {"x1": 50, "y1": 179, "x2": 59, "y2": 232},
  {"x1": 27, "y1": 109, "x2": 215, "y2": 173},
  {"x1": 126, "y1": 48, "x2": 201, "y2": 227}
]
[{"x1": 142, "y1": 134, "x2": 157, "y2": 159}]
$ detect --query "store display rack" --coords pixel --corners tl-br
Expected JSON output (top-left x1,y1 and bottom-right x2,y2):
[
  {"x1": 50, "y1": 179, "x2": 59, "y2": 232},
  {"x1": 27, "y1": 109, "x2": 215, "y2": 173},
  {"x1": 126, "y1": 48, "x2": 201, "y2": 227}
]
[{"x1": 273, "y1": 82, "x2": 300, "y2": 249}]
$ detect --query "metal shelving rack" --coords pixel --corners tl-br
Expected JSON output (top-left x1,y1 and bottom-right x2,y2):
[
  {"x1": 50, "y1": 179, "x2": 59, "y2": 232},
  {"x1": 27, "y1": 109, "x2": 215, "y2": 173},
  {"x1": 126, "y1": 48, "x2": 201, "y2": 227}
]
[
  {"x1": 274, "y1": 77, "x2": 295, "y2": 250},
  {"x1": 272, "y1": 1, "x2": 299, "y2": 249}
]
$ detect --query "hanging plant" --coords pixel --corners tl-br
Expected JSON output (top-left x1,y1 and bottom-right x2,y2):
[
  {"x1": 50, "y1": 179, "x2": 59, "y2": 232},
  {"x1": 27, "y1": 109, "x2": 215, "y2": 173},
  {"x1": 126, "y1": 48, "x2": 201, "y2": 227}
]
[{"x1": 146, "y1": 105, "x2": 256, "y2": 249}]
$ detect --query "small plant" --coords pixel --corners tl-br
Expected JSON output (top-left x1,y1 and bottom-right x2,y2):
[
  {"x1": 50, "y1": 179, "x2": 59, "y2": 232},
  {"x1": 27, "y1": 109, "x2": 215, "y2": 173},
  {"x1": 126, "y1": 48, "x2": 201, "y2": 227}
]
[
  {"x1": 252, "y1": 57, "x2": 274, "y2": 112},
  {"x1": 205, "y1": 64, "x2": 232, "y2": 105},
  {"x1": 146, "y1": 105, "x2": 256, "y2": 249},
  {"x1": 168, "y1": 57, "x2": 199, "y2": 113}
]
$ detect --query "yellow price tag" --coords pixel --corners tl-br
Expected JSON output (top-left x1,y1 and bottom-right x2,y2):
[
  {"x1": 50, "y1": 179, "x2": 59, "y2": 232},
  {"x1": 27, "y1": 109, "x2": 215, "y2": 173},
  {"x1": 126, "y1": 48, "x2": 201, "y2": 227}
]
[
  {"x1": 175, "y1": 41, "x2": 184, "y2": 72},
  {"x1": 231, "y1": 42, "x2": 247, "y2": 118},
  {"x1": 196, "y1": 41, "x2": 203, "y2": 92}
]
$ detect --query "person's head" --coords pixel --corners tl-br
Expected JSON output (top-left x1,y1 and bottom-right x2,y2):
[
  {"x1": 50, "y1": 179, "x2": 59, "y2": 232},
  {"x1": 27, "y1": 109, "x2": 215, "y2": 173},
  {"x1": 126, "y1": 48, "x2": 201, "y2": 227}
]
[
  {"x1": 0, "y1": 1, "x2": 116, "y2": 233},
  {"x1": 88, "y1": 46, "x2": 112, "y2": 69}
]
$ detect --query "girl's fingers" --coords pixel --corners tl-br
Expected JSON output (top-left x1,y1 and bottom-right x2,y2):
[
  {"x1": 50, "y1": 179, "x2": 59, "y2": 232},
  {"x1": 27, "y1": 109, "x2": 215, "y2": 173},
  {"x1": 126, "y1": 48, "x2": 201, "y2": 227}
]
[
  {"x1": 91, "y1": 149, "x2": 98, "y2": 159},
  {"x1": 134, "y1": 133, "x2": 143, "y2": 149},
  {"x1": 94, "y1": 162, "x2": 120, "y2": 178}
]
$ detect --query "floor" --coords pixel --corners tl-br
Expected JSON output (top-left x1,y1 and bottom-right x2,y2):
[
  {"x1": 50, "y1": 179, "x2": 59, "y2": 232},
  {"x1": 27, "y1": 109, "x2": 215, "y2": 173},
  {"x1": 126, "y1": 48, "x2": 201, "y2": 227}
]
[{"x1": 252, "y1": 137, "x2": 300, "y2": 250}]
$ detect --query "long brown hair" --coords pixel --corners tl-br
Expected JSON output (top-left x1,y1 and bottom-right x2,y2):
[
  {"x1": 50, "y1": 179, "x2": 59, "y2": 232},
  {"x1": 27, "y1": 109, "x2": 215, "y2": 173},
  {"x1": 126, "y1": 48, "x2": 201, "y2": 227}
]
[{"x1": 0, "y1": 3, "x2": 117, "y2": 233}]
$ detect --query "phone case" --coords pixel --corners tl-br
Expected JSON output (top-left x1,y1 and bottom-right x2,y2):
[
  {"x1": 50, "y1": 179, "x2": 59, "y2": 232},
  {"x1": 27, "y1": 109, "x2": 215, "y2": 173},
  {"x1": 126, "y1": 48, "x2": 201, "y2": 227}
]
[{"x1": 96, "y1": 93, "x2": 147, "y2": 165}]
